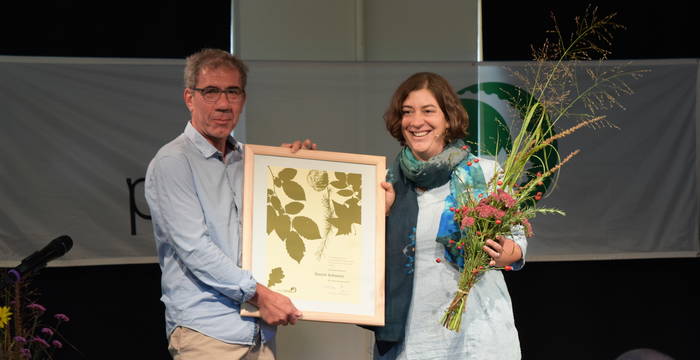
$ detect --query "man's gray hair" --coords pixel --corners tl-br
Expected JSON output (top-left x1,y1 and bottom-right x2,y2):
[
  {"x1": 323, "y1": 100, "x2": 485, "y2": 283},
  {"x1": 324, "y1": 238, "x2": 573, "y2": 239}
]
[{"x1": 184, "y1": 48, "x2": 248, "y2": 89}]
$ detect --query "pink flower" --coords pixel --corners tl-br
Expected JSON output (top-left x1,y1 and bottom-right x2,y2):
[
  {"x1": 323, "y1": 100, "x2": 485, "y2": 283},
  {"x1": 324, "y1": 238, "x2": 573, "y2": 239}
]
[
  {"x1": 41, "y1": 328, "x2": 54, "y2": 336},
  {"x1": 26, "y1": 303, "x2": 46, "y2": 312},
  {"x1": 20, "y1": 348, "x2": 31, "y2": 358},
  {"x1": 14, "y1": 336, "x2": 27, "y2": 343},
  {"x1": 54, "y1": 313, "x2": 70, "y2": 322},
  {"x1": 52, "y1": 340, "x2": 63, "y2": 349},
  {"x1": 496, "y1": 189, "x2": 516, "y2": 208},
  {"x1": 475, "y1": 204, "x2": 498, "y2": 218},
  {"x1": 461, "y1": 216, "x2": 475, "y2": 228},
  {"x1": 494, "y1": 209, "x2": 506, "y2": 219},
  {"x1": 32, "y1": 336, "x2": 50, "y2": 347}
]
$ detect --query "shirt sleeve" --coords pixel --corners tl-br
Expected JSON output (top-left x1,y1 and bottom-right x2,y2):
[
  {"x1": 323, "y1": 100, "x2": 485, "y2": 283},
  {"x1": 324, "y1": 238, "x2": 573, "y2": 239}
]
[
  {"x1": 508, "y1": 225, "x2": 527, "y2": 271},
  {"x1": 148, "y1": 153, "x2": 257, "y2": 303}
]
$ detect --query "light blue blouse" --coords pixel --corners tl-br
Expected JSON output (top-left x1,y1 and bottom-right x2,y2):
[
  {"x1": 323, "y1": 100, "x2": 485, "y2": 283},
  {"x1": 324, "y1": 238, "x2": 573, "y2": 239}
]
[{"x1": 377, "y1": 159, "x2": 526, "y2": 360}]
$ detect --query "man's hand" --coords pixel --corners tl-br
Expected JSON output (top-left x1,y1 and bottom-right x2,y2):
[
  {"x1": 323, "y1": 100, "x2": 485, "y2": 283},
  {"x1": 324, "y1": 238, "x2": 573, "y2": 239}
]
[
  {"x1": 381, "y1": 181, "x2": 395, "y2": 216},
  {"x1": 280, "y1": 139, "x2": 317, "y2": 153},
  {"x1": 249, "y1": 284, "x2": 303, "y2": 326}
]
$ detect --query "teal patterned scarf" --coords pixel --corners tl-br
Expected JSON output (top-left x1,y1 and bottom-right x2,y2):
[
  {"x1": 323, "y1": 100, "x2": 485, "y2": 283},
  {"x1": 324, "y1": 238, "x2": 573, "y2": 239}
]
[{"x1": 368, "y1": 139, "x2": 487, "y2": 354}]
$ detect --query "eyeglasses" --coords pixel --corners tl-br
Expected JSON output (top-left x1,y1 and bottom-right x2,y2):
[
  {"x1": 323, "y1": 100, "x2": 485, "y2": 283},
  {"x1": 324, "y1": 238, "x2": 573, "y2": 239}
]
[{"x1": 191, "y1": 86, "x2": 245, "y2": 103}]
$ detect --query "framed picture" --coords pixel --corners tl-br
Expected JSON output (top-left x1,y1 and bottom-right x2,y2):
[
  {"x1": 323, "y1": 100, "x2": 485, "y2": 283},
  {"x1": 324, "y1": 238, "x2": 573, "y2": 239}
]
[{"x1": 241, "y1": 144, "x2": 386, "y2": 326}]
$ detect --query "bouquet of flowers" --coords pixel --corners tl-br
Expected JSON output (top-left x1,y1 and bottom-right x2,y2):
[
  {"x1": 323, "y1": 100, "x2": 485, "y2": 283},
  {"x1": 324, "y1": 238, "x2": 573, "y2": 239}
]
[
  {"x1": 1, "y1": 278, "x2": 72, "y2": 360},
  {"x1": 440, "y1": 7, "x2": 645, "y2": 331}
]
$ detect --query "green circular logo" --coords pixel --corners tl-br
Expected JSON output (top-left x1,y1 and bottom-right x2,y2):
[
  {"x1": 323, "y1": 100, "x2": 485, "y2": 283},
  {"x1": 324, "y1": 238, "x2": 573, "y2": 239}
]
[{"x1": 459, "y1": 82, "x2": 558, "y2": 202}]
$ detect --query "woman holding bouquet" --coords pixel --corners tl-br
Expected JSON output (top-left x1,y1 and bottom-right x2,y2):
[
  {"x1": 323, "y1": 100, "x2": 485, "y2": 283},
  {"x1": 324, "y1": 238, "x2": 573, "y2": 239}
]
[{"x1": 370, "y1": 72, "x2": 527, "y2": 359}]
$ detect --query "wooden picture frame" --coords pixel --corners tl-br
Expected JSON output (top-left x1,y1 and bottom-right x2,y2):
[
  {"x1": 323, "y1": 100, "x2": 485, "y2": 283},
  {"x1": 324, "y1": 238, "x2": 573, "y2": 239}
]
[{"x1": 241, "y1": 144, "x2": 385, "y2": 326}]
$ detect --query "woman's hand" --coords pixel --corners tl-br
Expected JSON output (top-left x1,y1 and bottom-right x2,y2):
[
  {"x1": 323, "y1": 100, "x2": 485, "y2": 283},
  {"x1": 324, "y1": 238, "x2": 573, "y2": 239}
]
[
  {"x1": 381, "y1": 181, "x2": 395, "y2": 216},
  {"x1": 483, "y1": 235, "x2": 522, "y2": 267},
  {"x1": 280, "y1": 139, "x2": 317, "y2": 153}
]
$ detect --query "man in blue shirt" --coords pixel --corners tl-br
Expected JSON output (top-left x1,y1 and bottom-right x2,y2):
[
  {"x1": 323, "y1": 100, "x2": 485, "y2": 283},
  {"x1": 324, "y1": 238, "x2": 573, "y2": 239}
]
[{"x1": 146, "y1": 48, "x2": 313, "y2": 359}]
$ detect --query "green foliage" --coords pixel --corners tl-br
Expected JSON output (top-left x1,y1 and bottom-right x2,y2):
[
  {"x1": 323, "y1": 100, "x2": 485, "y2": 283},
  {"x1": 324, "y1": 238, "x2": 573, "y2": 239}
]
[
  {"x1": 266, "y1": 167, "x2": 363, "y2": 264},
  {"x1": 330, "y1": 172, "x2": 346, "y2": 188},
  {"x1": 278, "y1": 168, "x2": 297, "y2": 181},
  {"x1": 282, "y1": 181, "x2": 306, "y2": 201},
  {"x1": 285, "y1": 231, "x2": 306, "y2": 263},
  {"x1": 460, "y1": 83, "x2": 555, "y2": 203},
  {"x1": 292, "y1": 216, "x2": 322, "y2": 240},
  {"x1": 284, "y1": 202, "x2": 304, "y2": 215},
  {"x1": 326, "y1": 172, "x2": 362, "y2": 236},
  {"x1": 328, "y1": 200, "x2": 360, "y2": 236},
  {"x1": 267, "y1": 267, "x2": 285, "y2": 287},
  {"x1": 337, "y1": 189, "x2": 354, "y2": 197}
]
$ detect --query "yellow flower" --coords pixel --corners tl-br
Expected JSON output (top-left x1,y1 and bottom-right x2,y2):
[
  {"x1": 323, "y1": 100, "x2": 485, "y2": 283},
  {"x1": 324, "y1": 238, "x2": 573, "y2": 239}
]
[{"x1": 0, "y1": 306, "x2": 11, "y2": 329}]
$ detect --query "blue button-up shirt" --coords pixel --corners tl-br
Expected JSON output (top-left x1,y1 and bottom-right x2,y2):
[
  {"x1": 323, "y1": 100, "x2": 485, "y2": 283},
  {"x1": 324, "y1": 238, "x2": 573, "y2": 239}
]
[{"x1": 145, "y1": 121, "x2": 274, "y2": 345}]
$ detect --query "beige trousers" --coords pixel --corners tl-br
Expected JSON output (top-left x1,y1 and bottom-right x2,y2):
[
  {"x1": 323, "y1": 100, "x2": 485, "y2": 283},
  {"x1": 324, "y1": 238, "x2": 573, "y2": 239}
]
[{"x1": 168, "y1": 326, "x2": 275, "y2": 360}]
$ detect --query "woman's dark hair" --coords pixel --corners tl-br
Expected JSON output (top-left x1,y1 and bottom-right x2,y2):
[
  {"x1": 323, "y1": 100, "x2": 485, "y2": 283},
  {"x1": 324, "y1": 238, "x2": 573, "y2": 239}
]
[{"x1": 384, "y1": 72, "x2": 468, "y2": 145}]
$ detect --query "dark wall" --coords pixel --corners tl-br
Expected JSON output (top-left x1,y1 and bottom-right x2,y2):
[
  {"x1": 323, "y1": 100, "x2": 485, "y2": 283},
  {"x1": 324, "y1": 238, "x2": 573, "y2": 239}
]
[
  {"x1": 2, "y1": 1, "x2": 699, "y2": 359},
  {"x1": 0, "y1": 1, "x2": 230, "y2": 58},
  {"x1": 25, "y1": 265, "x2": 170, "y2": 359},
  {"x1": 20, "y1": 257, "x2": 700, "y2": 360},
  {"x1": 507, "y1": 258, "x2": 700, "y2": 359},
  {"x1": 483, "y1": 1, "x2": 700, "y2": 60}
]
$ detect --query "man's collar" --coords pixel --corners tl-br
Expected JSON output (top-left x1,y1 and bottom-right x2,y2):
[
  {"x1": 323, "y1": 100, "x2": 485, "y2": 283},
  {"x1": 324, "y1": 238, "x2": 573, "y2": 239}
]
[{"x1": 184, "y1": 121, "x2": 238, "y2": 159}]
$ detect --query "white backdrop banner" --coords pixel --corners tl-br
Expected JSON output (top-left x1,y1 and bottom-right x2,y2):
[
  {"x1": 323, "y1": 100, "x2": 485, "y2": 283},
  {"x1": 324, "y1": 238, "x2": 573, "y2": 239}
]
[
  {"x1": 0, "y1": 56, "x2": 697, "y2": 266},
  {"x1": 0, "y1": 57, "x2": 188, "y2": 266}
]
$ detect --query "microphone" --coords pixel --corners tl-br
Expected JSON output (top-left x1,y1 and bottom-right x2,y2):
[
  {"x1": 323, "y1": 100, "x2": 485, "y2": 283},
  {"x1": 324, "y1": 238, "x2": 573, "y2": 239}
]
[{"x1": 5, "y1": 235, "x2": 73, "y2": 281}]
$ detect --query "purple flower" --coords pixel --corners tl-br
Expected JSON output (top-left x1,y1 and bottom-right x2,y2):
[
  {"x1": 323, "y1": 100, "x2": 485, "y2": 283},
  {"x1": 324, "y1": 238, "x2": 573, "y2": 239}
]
[
  {"x1": 20, "y1": 348, "x2": 31, "y2": 358},
  {"x1": 32, "y1": 336, "x2": 50, "y2": 347},
  {"x1": 26, "y1": 303, "x2": 46, "y2": 313},
  {"x1": 54, "y1": 313, "x2": 70, "y2": 322},
  {"x1": 14, "y1": 336, "x2": 27, "y2": 343},
  {"x1": 52, "y1": 340, "x2": 63, "y2": 349},
  {"x1": 41, "y1": 327, "x2": 54, "y2": 336}
]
